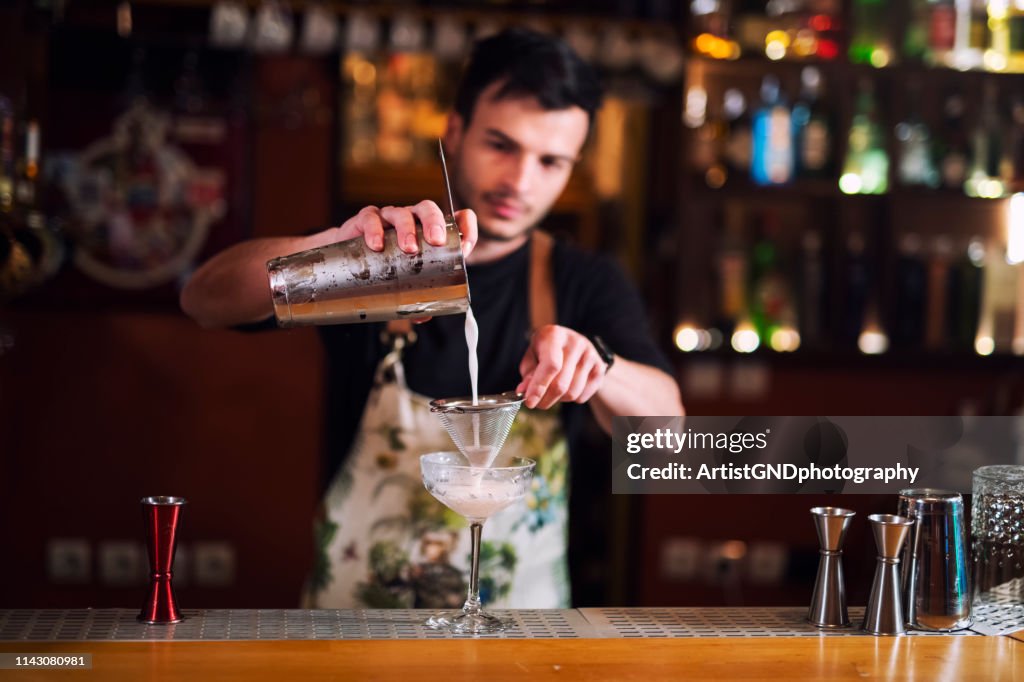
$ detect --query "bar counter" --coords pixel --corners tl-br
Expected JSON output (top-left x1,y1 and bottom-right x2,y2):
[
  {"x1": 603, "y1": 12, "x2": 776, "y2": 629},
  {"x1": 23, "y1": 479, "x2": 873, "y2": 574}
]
[{"x1": 1, "y1": 608, "x2": 1021, "y2": 681}]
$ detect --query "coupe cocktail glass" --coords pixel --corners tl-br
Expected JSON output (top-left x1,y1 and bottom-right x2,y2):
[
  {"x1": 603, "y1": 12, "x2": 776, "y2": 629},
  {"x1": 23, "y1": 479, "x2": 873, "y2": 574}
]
[{"x1": 419, "y1": 451, "x2": 535, "y2": 634}]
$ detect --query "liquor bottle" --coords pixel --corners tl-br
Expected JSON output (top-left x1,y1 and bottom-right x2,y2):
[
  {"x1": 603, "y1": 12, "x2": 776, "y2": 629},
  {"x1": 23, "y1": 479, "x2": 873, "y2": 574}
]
[
  {"x1": 987, "y1": 0, "x2": 1024, "y2": 72},
  {"x1": 717, "y1": 206, "x2": 749, "y2": 338},
  {"x1": 952, "y1": 0, "x2": 989, "y2": 69},
  {"x1": 840, "y1": 79, "x2": 889, "y2": 195},
  {"x1": 751, "y1": 75, "x2": 793, "y2": 185},
  {"x1": 924, "y1": 236, "x2": 953, "y2": 350},
  {"x1": 748, "y1": 210, "x2": 795, "y2": 345},
  {"x1": 936, "y1": 89, "x2": 970, "y2": 190},
  {"x1": 849, "y1": 0, "x2": 893, "y2": 66},
  {"x1": 12, "y1": 118, "x2": 63, "y2": 289},
  {"x1": 928, "y1": 0, "x2": 958, "y2": 66},
  {"x1": 1010, "y1": 95, "x2": 1024, "y2": 184},
  {"x1": 841, "y1": 230, "x2": 873, "y2": 347},
  {"x1": 1010, "y1": 1, "x2": 1024, "y2": 72},
  {"x1": 799, "y1": 228, "x2": 827, "y2": 349},
  {"x1": 964, "y1": 79, "x2": 1005, "y2": 198},
  {"x1": 975, "y1": 239, "x2": 1017, "y2": 354},
  {"x1": 893, "y1": 233, "x2": 927, "y2": 348},
  {"x1": 0, "y1": 95, "x2": 12, "y2": 214},
  {"x1": 0, "y1": 97, "x2": 27, "y2": 299},
  {"x1": 792, "y1": 66, "x2": 832, "y2": 179},
  {"x1": 896, "y1": 83, "x2": 940, "y2": 187},
  {"x1": 904, "y1": 0, "x2": 931, "y2": 61},
  {"x1": 947, "y1": 237, "x2": 985, "y2": 351},
  {"x1": 722, "y1": 88, "x2": 752, "y2": 181},
  {"x1": 692, "y1": 90, "x2": 727, "y2": 187}
]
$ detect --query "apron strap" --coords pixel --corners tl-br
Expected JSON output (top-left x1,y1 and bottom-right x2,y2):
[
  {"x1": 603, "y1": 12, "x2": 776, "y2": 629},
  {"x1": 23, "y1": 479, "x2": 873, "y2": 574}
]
[{"x1": 529, "y1": 230, "x2": 557, "y2": 331}]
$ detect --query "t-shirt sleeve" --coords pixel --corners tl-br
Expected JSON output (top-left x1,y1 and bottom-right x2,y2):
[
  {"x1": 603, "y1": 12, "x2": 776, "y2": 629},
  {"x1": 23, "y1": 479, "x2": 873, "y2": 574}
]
[{"x1": 563, "y1": 249, "x2": 673, "y2": 375}]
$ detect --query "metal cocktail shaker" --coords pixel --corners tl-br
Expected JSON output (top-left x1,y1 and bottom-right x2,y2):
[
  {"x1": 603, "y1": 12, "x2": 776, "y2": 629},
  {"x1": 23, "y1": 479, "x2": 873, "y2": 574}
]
[
  {"x1": 267, "y1": 220, "x2": 469, "y2": 327},
  {"x1": 897, "y1": 488, "x2": 972, "y2": 631}
]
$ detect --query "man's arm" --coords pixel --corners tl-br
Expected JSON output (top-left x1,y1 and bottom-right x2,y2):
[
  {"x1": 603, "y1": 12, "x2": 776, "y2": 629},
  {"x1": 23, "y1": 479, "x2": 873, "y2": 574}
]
[
  {"x1": 516, "y1": 326, "x2": 683, "y2": 434},
  {"x1": 588, "y1": 358, "x2": 683, "y2": 433},
  {"x1": 180, "y1": 203, "x2": 477, "y2": 329},
  {"x1": 515, "y1": 249, "x2": 683, "y2": 434},
  {"x1": 180, "y1": 228, "x2": 341, "y2": 329}
]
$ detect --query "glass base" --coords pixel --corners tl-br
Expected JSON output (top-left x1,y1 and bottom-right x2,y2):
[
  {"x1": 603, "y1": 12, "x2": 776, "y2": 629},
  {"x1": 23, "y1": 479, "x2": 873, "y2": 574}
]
[{"x1": 423, "y1": 610, "x2": 508, "y2": 634}]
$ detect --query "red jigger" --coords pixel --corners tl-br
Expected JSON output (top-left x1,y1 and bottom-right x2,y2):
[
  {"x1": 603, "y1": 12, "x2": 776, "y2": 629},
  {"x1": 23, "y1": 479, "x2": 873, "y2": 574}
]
[{"x1": 139, "y1": 496, "x2": 186, "y2": 624}]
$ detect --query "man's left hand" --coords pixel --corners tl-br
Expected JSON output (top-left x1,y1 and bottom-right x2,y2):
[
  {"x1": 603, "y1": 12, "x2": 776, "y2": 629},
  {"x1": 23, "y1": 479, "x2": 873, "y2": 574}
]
[{"x1": 516, "y1": 325, "x2": 608, "y2": 409}]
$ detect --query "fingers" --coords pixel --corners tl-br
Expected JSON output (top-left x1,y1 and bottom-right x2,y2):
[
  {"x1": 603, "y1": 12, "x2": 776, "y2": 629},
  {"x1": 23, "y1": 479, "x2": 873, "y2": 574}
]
[
  {"x1": 380, "y1": 205, "x2": 419, "y2": 254},
  {"x1": 522, "y1": 330, "x2": 565, "y2": 409},
  {"x1": 412, "y1": 200, "x2": 447, "y2": 247},
  {"x1": 576, "y1": 362, "x2": 605, "y2": 404},
  {"x1": 519, "y1": 326, "x2": 608, "y2": 409},
  {"x1": 454, "y1": 209, "x2": 478, "y2": 258},
  {"x1": 533, "y1": 340, "x2": 585, "y2": 409},
  {"x1": 353, "y1": 206, "x2": 386, "y2": 251},
  {"x1": 565, "y1": 357, "x2": 597, "y2": 403},
  {"x1": 343, "y1": 202, "x2": 472, "y2": 256}
]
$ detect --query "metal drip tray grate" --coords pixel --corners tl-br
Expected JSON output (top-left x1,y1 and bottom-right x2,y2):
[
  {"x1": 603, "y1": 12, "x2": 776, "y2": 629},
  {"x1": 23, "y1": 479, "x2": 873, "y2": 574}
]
[
  {"x1": 578, "y1": 608, "x2": 980, "y2": 638},
  {"x1": 1, "y1": 607, "x2": 1017, "y2": 641},
  {"x1": 0, "y1": 609, "x2": 589, "y2": 641}
]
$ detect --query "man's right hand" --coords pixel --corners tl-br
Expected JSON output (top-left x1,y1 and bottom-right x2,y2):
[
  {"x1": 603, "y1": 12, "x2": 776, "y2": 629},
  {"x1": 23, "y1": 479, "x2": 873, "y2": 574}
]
[{"x1": 335, "y1": 201, "x2": 478, "y2": 259}]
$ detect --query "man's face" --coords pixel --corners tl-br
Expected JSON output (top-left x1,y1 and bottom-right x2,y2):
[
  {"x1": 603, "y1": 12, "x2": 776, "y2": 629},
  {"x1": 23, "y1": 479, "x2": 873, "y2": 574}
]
[{"x1": 445, "y1": 81, "x2": 589, "y2": 243}]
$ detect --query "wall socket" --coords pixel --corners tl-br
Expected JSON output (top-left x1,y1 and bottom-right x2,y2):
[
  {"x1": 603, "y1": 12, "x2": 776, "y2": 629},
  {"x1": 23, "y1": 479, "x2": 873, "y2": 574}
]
[
  {"x1": 747, "y1": 541, "x2": 788, "y2": 584},
  {"x1": 192, "y1": 542, "x2": 236, "y2": 587},
  {"x1": 98, "y1": 541, "x2": 145, "y2": 587},
  {"x1": 660, "y1": 537, "x2": 701, "y2": 581},
  {"x1": 47, "y1": 539, "x2": 91, "y2": 584}
]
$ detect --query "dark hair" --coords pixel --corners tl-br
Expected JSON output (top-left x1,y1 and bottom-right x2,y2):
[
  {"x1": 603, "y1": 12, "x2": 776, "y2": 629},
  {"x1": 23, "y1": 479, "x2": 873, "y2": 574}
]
[{"x1": 453, "y1": 27, "x2": 604, "y2": 131}]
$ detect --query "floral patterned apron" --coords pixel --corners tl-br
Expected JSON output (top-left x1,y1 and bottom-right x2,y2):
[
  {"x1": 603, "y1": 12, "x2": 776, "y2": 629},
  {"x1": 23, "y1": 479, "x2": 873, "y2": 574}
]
[{"x1": 303, "y1": 233, "x2": 570, "y2": 609}]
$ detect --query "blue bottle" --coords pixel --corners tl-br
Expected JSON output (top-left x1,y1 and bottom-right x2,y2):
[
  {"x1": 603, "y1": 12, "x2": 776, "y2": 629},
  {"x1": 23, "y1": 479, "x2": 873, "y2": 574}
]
[{"x1": 751, "y1": 75, "x2": 793, "y2": 185}]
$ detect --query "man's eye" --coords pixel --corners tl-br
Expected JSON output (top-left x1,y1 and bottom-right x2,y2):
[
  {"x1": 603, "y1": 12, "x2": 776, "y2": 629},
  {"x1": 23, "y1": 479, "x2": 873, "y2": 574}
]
[
  {"x1": 488, "y1": 140, "x2": 511, "y2": 152},
  {"x1": 541, "y1": 158, "x2": 565, "y2": 170}
]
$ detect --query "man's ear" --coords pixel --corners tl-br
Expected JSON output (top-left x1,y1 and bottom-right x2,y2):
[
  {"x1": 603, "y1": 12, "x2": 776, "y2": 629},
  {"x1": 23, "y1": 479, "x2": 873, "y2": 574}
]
[{"x1": 444, "y1": 113, "x2": 465, "y2": 152}]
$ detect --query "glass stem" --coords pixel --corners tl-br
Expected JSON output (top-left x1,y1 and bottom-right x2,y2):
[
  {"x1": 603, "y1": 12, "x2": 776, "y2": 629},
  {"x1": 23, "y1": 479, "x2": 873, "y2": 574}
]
[{"x1": 463, "y1": 522, "x2": 484, "y2": 616}]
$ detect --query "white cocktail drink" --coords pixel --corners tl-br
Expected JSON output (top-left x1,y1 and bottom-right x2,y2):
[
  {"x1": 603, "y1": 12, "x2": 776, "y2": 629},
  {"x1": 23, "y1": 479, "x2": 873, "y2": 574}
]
[
  {"x1": 430, "y1": 478, "x2": 525, "y2": 521},
  {"x1": 420, "y1": 452, "x2": 535, "y2": 634}
]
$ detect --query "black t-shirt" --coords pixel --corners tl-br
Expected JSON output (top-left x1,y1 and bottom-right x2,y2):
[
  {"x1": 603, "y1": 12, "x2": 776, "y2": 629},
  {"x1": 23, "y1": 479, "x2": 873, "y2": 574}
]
[{"x1": 316, "y1": 235, "x2": 671, "y2": 489}]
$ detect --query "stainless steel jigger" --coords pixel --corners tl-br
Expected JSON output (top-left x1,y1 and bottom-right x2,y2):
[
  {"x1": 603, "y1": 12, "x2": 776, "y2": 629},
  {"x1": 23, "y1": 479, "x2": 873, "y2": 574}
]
[
  {"x1": 808, "y1": 506, "x2": 856, "y2": 628},
  {"x1": 862, "y1": 513, "x2": 914, "y2": 636},
  {"x1": 139, "y1": 496, "x2": 186, "y2": 624}
]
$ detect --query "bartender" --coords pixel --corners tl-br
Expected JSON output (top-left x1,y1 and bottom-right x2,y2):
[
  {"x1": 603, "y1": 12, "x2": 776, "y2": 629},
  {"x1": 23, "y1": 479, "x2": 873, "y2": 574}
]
[{"x1": 180, "y1": 27, "x2": 683, "y2": 609}]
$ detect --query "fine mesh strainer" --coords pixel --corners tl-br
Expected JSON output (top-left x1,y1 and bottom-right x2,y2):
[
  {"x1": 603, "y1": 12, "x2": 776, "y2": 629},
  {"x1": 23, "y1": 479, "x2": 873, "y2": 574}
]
[{"x1": 429, "y1": 391, "x2": 524, "y2": 467}]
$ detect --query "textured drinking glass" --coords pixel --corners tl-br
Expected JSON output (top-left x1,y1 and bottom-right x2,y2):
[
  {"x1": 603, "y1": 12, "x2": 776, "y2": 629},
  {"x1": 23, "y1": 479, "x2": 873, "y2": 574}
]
[
  {"x1": 972, "y1": 465, "x2": 1024, "y2": 606},
  {"x1": 267, "y1": 220, "x2": 468, "y2": 326},
  {"x1": 420, "y1": 452, "x2": 535, "y2": 635}
]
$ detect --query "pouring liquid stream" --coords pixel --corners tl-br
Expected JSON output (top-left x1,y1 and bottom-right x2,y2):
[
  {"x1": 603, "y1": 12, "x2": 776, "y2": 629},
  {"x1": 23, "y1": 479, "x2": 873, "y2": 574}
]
[{"x1": 464, "y1": 306, "x2": 495, "y2": 469}]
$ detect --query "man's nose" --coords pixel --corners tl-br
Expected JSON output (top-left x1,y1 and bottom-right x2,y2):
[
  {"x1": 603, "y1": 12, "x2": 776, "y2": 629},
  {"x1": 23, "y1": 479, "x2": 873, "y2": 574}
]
[{"x1": 500, "y1": 154, "x2": 534, "y2": 195}]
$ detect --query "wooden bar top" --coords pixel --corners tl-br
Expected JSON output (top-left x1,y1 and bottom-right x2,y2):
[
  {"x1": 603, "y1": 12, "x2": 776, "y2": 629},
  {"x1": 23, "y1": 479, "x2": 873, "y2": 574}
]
[{"x1": 1, "y1": 636, "x2": 1021, "y2": 681}]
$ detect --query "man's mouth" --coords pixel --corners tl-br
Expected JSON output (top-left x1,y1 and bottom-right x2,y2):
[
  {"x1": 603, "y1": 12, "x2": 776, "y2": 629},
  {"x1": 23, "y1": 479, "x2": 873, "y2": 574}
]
[{"x1": 483, "y1": 194, "x2": 525, "y2": 220}]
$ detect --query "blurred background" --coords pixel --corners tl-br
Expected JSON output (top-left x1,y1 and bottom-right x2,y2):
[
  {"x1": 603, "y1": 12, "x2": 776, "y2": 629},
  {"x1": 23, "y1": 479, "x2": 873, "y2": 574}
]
[{"x1": 2, "y1": 0, "x2": 1024, "y2": 611}]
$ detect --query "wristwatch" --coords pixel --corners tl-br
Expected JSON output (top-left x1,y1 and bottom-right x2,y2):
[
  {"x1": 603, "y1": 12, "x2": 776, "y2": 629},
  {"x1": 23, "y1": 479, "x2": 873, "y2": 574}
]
[{"x1": 590, "y1": 335, "x2": 615, "y2": 370}]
